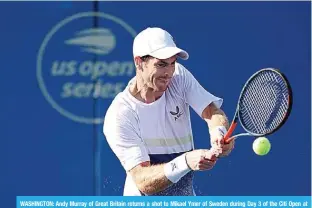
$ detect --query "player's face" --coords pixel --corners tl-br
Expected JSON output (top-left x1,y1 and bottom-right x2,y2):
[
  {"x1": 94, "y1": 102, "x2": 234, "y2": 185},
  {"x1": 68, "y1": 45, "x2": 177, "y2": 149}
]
[{"x1": 141, "y1": 56, "x2": 177, "y2": 92}]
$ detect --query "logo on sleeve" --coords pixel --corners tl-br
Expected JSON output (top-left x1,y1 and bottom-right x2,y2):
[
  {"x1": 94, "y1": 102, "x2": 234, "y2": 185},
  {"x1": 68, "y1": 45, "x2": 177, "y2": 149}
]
[
  {"x1": 171, "y1": 162, "x2": 178, "y2": 171},
  {"x1": 170, "y1": 106, "x2": 183, "y2": 121}
]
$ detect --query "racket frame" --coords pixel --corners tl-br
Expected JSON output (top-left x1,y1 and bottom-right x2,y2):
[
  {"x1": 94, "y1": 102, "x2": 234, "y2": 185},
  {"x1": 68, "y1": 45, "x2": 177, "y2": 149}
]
[{"x1": 224, "y1": 68, "x2": 293, "y2": 143}]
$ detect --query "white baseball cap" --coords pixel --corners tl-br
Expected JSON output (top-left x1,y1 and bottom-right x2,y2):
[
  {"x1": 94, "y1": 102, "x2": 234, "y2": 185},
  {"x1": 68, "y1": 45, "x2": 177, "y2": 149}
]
[{"x1": 133, "y1": 27, "x2": 189, "y2": 60}]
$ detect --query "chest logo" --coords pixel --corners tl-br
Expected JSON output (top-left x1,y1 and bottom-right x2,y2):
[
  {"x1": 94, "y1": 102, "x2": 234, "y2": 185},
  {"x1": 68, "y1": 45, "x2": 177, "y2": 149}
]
[{"x1": 170, "y1": 106, "x2": 183, "y2": 121}]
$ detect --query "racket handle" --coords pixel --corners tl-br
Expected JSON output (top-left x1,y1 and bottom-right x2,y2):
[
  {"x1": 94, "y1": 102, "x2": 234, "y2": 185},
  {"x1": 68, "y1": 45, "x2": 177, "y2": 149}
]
[{"x1": 224, "y1": 122, "x2": 237, "y2": 144}]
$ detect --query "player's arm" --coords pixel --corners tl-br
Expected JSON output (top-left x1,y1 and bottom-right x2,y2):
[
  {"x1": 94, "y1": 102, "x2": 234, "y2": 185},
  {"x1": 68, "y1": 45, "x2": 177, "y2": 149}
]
[
  {"x1": 202, "y1": 102, "x2": 229, "y2": 130},
  {"x1": 201, "y1": 102, "x2": 234, "y2": 157},
  {"x1": 129, "y1": 149, "x2": 217, "y2": 195},
  {"x1": 128, "y1": 162, "x2": 173, "y2": 195},
  {"x1": 179, "y1": 64, "x2": 234, "y2": 156}
]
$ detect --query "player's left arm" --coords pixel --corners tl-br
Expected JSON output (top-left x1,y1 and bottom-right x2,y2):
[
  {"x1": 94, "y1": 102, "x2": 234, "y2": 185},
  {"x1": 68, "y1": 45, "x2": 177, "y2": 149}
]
[
  {"x1": 201, "y1": 102, "x2": 234, "y2": 157},
  {"x1": 177, "y1": 63, "x2": 234, "y2": 157},
  {"x1": 176, "y1": 64, "x2": 234, "y2": 156}
]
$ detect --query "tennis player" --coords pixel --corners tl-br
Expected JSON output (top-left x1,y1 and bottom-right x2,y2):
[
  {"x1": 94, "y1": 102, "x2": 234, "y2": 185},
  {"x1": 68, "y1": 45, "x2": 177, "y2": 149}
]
[{"x1": 103, "y1": 27, "x2": 235, "y2": 196}]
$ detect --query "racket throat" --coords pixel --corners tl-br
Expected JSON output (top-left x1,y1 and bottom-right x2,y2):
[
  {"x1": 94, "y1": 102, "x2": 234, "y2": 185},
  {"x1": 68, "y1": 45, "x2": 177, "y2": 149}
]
[{"x1": 230, "y1": 133, "x2": 254, "y2": 141}]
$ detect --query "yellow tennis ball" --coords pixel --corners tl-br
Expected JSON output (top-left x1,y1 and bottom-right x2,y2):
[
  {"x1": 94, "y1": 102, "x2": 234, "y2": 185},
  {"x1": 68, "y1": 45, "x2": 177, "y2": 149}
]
[{"x1": 253, "y1": 137, "x2": 271, "y2": 156}]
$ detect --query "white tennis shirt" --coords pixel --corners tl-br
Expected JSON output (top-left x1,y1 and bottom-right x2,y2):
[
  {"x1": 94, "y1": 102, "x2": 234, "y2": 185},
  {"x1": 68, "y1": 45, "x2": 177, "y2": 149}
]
[{"x1": 103, "y1": 63, "x2": 222, "y2": 196}]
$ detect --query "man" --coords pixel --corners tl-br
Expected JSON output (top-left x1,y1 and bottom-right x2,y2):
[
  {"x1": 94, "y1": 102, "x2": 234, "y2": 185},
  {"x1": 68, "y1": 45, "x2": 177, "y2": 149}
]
[{"x1": 103, "y1": 27, "x2": 234, "y2": 196}]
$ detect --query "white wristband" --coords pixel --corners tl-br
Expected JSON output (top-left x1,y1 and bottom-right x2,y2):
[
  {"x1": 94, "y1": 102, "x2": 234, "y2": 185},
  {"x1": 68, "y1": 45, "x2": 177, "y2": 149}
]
[
  {"x1": 164, "y1": 154, "x2": 191, "y2": 183},
  {"x1": 210, "y1": 126, "x2": 227, "y2": 137}
]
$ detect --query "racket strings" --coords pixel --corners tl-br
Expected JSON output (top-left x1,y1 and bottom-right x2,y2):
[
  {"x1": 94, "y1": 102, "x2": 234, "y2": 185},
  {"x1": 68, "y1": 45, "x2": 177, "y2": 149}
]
[
  {"x1": 242, "y1": 76, "x2": 276, "y2": 131},
  {"x1": 265, "y1": 72, "x2": 289, "y2": 125},
  {"x1": 241, "y1": 81, "x2": 273, "y2": 133},
  {"x1": 242, "y1": 86, "x2": 266, "y2": 130},
  {"x1": 239, "y1": 70, "x2": 290, "y2": 135},
  {"x1": 259, "y1": 73, "x2": 287, "y2": 124},
  {"x1": 244, "y1": 72, "x2": 288, "y2": 132}
]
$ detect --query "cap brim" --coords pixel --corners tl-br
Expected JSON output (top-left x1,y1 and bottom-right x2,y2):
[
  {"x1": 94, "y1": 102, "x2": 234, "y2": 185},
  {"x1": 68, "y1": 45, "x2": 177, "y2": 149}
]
[{"x1": 149, "y1": 47, "x2": 189, "y2": 60}]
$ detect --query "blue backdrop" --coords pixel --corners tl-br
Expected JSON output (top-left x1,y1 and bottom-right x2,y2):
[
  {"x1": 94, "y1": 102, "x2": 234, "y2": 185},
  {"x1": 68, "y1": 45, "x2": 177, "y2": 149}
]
[{"x1": 1, "y1": 1, "x2": 311, "y2": 207}]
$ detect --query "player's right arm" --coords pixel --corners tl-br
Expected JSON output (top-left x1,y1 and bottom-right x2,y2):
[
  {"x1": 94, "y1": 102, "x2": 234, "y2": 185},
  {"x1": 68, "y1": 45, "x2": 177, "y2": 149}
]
[
  {"x1": 129, "y1": 149, "x2": 217, "y2": 195},
  {"x1": 103, "y1": 100, "x2": 218, "y2": 195}
]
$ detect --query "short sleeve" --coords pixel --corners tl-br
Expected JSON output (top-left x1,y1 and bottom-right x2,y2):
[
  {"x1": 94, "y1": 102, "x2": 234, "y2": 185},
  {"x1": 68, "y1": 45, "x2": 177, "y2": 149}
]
[
  {"x1": 177, "y1": 64, "x2": 223, "y2": 117},
  {"x1": 103, "y1": 100, "x2": 150, "y2": 171}
]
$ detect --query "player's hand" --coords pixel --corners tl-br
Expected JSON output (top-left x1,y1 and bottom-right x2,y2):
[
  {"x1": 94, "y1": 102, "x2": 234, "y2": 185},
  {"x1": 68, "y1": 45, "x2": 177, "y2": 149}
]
[
  {"x1": 211, "y1": 141, "x2": 234, "y2": 157},
  {"x1": 210, "y1": 127, "x2": 235, "y2": 157},
  {"x1": 185, "y1": 149, "x2": 218, "y2": 171},
  {"x1": 222, "y1": 141, "x2": 234, "y2": 157}
]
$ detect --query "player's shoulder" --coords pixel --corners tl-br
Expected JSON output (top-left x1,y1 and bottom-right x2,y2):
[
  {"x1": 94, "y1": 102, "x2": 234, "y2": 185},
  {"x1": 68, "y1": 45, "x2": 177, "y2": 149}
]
[
  {"x1": 173, "y1": 62, "x2": 190, "y2": 77},
  {"x1": 103, "y1": 90, "x2": 139, "y2": 135},
  {"x1": 104, "y1": 88, "x2": 137, "y2": 123},
  {"x1": 169, "y1": 62, "x2": 192, "y2": 89},
  {"x1": 171, "y1": 62, "x2": 194, "y2": 83}
]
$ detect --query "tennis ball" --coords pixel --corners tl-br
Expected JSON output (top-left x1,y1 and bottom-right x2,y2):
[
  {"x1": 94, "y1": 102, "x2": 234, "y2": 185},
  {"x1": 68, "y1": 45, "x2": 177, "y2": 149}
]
[{"x1": 252, "y1": 137, "x2": 271, "y2": 156}]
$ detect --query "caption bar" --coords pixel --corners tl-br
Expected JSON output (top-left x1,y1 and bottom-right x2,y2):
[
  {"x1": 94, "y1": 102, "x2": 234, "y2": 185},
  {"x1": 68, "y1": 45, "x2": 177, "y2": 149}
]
[{"x1": 17, "y1": 196, "x2": 311, "y2": 208}]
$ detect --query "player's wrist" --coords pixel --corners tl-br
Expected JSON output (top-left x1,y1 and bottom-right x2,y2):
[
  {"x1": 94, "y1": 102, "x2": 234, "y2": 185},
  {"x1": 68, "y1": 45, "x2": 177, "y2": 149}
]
[
  {"x1": 164, "y1": 153, "x2": 191, "y2": 183},
  {"x1": 210, "y1": 126, "x2": 227, "y2": 136},
  {"x1": 219, "y1": 149, "x2": 231, "y2": 157},
  {"x1": 209, "y1": 126, "x2": 228, "y2": 145}
]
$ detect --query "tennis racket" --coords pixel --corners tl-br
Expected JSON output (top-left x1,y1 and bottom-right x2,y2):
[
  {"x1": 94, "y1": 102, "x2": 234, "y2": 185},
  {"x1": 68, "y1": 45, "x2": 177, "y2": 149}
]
[{"x1": 224, "y1": 68, "x2": 293, "y2": 143}]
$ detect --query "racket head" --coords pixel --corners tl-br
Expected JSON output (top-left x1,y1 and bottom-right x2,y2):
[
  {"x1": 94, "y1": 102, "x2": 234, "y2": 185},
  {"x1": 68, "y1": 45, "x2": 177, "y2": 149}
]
[{"x1": 236, "y1": 68, "x2": 293, "y2": 137}]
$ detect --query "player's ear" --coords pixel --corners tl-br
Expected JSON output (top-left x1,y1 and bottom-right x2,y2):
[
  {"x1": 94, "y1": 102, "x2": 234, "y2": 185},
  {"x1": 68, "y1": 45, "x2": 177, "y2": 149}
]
[{"x1": 134, "y1": 56, "x2": 143, "y2": 71}]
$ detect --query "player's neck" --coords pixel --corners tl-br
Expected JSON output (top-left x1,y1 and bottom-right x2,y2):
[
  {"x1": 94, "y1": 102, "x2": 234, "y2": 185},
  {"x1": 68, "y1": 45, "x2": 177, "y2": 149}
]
[{"x1": 130, "y1": 76, "x2": 163, "y2": 103}]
